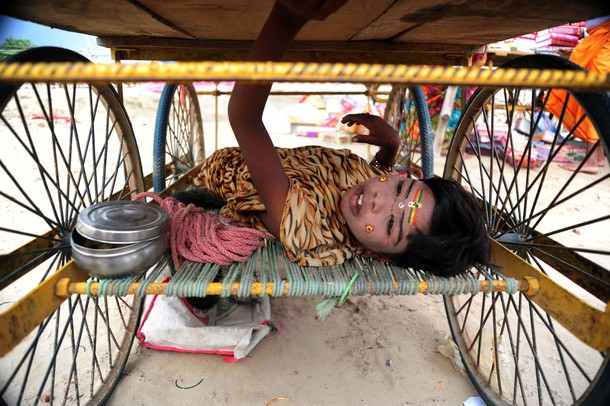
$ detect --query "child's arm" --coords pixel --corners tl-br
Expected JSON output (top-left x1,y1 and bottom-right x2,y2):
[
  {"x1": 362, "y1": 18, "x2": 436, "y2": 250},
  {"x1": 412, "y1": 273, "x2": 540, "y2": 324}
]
[{"x1": 227, "y1": 0, "x2": 346, "y2": 239}]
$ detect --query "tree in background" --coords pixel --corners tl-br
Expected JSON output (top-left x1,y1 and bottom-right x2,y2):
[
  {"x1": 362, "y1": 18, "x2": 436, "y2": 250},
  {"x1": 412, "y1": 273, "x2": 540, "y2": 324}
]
[{"x1": 0, "y1": 37, "x2": 35, "y2": 61}]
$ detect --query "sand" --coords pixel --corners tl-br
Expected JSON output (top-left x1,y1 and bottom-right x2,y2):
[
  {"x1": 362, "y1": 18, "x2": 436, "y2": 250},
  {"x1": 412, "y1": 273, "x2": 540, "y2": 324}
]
[{"x1": 109, "y1": 295, "x2": 477, "y2": 406}]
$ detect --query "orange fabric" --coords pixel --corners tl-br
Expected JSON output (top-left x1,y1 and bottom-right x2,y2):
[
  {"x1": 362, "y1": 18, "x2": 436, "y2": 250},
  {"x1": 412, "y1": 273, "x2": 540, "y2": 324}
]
[{"x1": 546, "y1": 20, "x2": 610, "y2": 142}]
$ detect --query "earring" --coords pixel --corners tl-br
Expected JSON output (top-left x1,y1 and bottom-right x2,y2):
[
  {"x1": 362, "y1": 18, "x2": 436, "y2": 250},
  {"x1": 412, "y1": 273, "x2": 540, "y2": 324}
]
[
  {"x1": 365, "y1": 224, "x2": 375, "y2": 234},
  {"x1": 379, "y1": 176, "x2": 388, "y2": 182}
]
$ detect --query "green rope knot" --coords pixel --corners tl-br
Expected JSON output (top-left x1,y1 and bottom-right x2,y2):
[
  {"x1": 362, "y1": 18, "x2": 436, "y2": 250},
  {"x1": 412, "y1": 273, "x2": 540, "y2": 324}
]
[{"x1": 316, "y1": 270, "x2": 360, "y2": 320}]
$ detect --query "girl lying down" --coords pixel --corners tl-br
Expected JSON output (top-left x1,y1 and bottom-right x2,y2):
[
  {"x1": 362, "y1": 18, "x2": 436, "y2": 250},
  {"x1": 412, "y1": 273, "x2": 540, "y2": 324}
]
[{"x1": 183, "y1": 0, "x2": 490, "y2": 277}]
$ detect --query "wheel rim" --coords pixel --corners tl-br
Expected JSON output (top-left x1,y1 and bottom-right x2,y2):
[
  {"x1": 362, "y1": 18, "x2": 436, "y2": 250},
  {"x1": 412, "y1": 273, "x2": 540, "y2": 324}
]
[
  {"x1": 154, "y1": 83, "x2": 204, "y2": 191},
  {"x1": 384, "y1": 86, "x2": 425, "y2": 171},
  {"x1": 443, "y1": 82, "x2": 610, "y2": 405},
  {"x1": 1, "y1": 50, "x2": 145, "y2": 404}
]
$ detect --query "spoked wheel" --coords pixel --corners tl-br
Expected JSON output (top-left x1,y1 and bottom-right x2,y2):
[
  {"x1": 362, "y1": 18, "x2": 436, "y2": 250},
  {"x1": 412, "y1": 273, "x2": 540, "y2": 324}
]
[
  {"x1": 443, "y1": 55, "x2": 610, "y2": 405},
  {"x1": 383, "y1": 85, "x2": 434, "y2": 178},
  {"x1": 0, "y1": 47, "x2": 145, "y2": 405},
  {"x1": 153, "y1": 83, "x2": 204, "y2": 192}
]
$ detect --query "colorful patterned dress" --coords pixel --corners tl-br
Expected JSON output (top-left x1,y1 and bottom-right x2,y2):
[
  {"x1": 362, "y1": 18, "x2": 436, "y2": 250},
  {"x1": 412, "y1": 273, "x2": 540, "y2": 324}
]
[{"x1": 194, "y1": 146, "x2": 382, "y2": 266}]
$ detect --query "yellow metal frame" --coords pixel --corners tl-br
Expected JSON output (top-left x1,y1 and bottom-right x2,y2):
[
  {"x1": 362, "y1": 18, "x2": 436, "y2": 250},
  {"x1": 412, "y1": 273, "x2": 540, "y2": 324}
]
[
  {"x1": 0, "y1": 261, "x2": 89, "y2": 357},
  {"x1": 489, "y1": 240, "x2": 610, "y2": 353},
  {"x1": 1, "y1": 61, "x2": 609, "y2": 90}
]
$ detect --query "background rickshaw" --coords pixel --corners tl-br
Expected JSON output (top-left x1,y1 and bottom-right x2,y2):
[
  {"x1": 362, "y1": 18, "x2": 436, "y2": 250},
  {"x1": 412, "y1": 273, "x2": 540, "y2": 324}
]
[{"x1": 1, "y1": 1, "x2": 610, "y2": 404}]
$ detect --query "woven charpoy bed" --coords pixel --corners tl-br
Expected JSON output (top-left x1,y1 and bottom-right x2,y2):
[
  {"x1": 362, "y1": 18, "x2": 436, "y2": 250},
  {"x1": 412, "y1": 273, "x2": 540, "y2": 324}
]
[{"x1": 60, "y1": 244, "x2": 528, "y2": 307}]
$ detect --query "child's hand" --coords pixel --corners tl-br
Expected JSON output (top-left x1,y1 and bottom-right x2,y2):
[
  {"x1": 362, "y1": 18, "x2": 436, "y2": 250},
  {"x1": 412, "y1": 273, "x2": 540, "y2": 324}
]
[
  {"x1": 341, "y1": 113, "x2": 400, "y2": 149},
  {"x1": 278, "y1": 0, "x2": 348, "y2": 21}
]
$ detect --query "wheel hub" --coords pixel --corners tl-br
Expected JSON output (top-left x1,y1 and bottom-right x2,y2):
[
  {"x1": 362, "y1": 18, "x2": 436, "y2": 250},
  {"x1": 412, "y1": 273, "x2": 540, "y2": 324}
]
[{"x1": 496, "y1": 232, "x2": 530, "y2": 259}]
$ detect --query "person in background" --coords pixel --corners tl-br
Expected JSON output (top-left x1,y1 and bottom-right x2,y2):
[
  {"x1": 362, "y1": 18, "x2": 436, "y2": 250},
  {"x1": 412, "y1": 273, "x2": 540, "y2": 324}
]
[{"x1": 546, "y1": 15, "x2": 610, "y2": 174}]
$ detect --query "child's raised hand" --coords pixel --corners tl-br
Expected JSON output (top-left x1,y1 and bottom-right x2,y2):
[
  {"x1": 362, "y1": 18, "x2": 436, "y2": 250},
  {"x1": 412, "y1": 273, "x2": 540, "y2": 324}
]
[
  {"x1": 341, "y1": 113, "x2": 400, "y2": 149},
  {"x1": 277, "y1": 0, "x2": 348, "y2": 21}
]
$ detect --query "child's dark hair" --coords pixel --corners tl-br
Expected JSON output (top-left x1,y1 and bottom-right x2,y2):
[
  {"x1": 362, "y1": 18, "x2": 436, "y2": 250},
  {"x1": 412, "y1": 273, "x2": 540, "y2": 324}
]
[{"x1": 385, "y1": 177, "x2": 490, "y2": 277}]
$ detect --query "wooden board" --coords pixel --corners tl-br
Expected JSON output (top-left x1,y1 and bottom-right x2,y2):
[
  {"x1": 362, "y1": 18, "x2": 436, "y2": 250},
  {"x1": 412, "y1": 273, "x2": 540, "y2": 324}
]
[{"x1": 3, "y1": 0, "x2": 609, "y2": 63}]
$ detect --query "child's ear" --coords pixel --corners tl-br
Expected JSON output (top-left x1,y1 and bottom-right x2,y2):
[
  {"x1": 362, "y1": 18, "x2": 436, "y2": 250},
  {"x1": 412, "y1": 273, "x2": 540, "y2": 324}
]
[{"x1": 363, "y1": 249, "x2": 392, "y2": 263}]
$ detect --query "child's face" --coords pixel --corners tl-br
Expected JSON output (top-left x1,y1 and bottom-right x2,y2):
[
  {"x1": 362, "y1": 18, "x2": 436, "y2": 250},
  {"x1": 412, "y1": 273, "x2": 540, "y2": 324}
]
[{"x1": 340, "y1": 175, "x2": 435, "y2": 255}]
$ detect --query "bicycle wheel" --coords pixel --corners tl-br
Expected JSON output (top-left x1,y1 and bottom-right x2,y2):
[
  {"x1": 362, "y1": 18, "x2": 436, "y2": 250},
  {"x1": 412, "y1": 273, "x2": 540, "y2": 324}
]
[
  {"x1": 443, "y1": 55, "x2": 610, "y2": 405},
  {"x1": 153, "y1": 83, "x2": 204, "y2": 192},
  {"x1": 384, "y1": 85, "x2": 434, "y2": 178},
  {"x1": 0, "y1": 47, "x2": 145, "y2": 405}
]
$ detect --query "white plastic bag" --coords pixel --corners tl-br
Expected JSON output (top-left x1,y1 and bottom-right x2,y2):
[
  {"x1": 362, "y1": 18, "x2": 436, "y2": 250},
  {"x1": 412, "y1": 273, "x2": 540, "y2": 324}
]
[
  {"x1": 138, "y1": 291, "x2": 272, "y2": 361},
  {"x1": 478, "y1": 334, "x2": 515, "y2": 400}
]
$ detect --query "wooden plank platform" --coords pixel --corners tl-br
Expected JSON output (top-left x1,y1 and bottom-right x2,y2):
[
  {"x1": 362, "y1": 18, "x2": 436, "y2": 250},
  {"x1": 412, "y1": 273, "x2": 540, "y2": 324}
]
[{"x1": 3, "y1": 1, "x2": 609, "y2": 63}]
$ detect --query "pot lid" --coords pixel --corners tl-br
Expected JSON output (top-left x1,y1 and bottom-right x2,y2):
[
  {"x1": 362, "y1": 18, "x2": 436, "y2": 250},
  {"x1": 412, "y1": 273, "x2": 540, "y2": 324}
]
[{"x1": 76, "y1": 201, "x2": 170, "y2": 243}]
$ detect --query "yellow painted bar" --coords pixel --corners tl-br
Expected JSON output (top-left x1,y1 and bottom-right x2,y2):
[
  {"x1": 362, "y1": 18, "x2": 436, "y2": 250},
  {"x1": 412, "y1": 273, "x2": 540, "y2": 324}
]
[
  {"x1": 0, "y1": 261, "x2": 89, "y2": 357},
  {"x1": 57, "y1": 277, "x2": 532, "y2": 298},
  {"x1": 0, "y1": 61, "x2": 609, "y2": 91},
  {"x1": 489, "y1": 239, "x2": 610, "y2": 353}
]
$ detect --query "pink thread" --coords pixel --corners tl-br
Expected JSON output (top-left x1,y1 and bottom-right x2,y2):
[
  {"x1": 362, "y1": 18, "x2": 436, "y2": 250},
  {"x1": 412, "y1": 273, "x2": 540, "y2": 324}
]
[{"x1": 132, "y1": 192, "x2": 268, "y2": 268}]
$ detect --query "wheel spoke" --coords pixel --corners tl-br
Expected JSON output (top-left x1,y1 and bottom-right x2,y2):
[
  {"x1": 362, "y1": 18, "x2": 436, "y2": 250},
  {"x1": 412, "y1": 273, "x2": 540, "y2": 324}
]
[
  {"x1": 0, "y1": 122, "x2": 69, "y2": 232},
  {"x1": 1, "y1": 49, "x2": 144, "y2": 404}
]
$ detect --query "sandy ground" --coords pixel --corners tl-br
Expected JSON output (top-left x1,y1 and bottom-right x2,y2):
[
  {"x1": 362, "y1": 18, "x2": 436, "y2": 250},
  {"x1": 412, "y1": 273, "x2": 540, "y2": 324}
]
[
  {"x1": 109, "y1": 296, "x2": 476, "y2": 406},
  {"x1": 103, "y1": 83, "x2": 480, "y2": 406}
]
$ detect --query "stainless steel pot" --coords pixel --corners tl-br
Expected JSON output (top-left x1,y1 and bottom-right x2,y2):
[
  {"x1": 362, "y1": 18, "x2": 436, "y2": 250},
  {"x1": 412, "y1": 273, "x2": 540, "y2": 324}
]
[{"x1": 71, "y1": 201, "x2": 170, "y2": 278}]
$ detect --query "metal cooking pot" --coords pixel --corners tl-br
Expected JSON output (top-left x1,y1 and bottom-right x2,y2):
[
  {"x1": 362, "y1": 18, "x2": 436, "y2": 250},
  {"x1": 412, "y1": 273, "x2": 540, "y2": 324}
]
[{"x1": 71, "y1": 201, "x2": 170, "y2": 278}]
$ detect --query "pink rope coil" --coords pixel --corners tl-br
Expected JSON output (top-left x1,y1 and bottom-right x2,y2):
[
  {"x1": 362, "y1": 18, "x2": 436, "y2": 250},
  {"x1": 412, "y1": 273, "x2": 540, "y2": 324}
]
[{"x1": 132, "y1": 192, "x2": 269, "y2": 268}]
